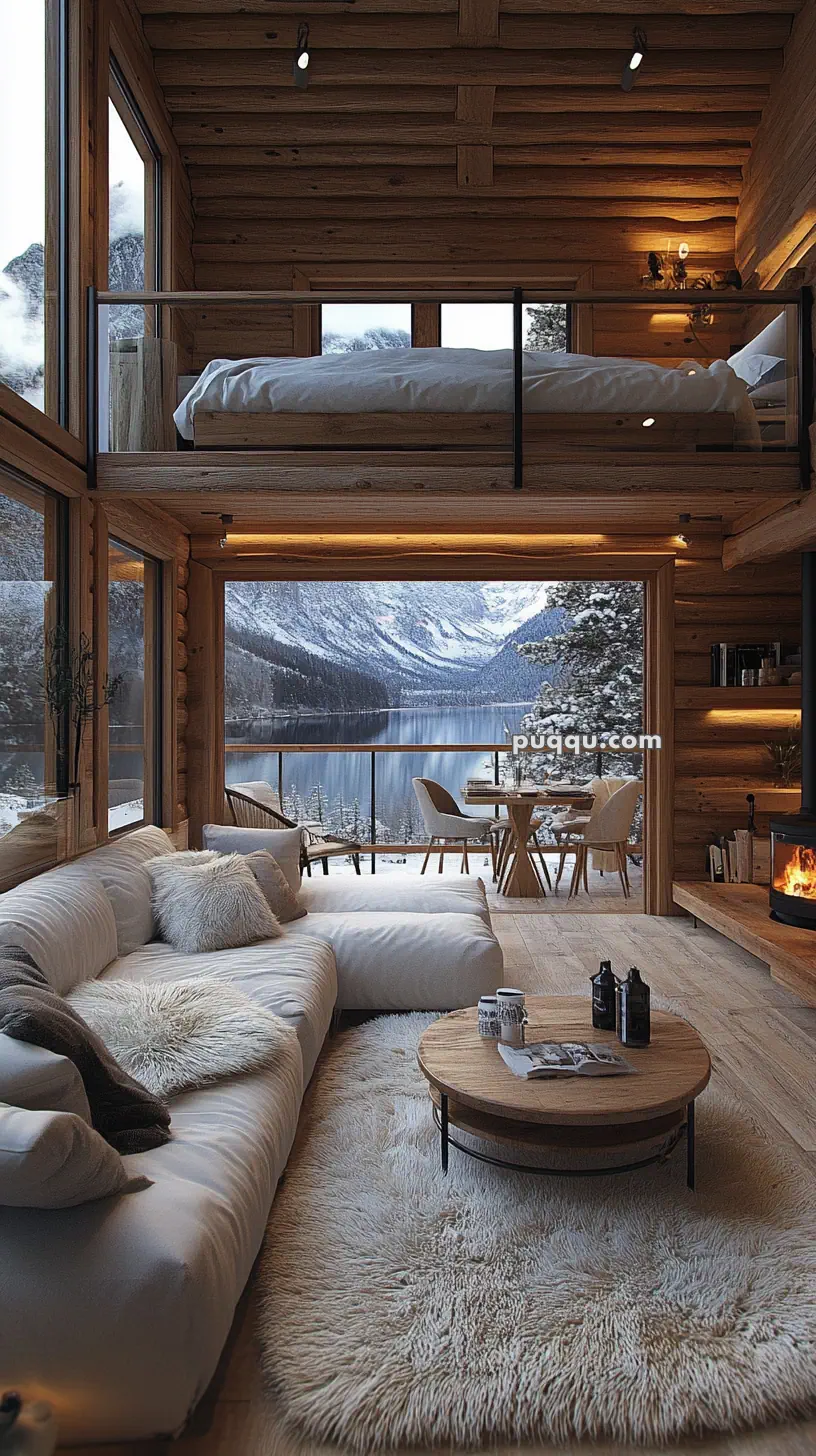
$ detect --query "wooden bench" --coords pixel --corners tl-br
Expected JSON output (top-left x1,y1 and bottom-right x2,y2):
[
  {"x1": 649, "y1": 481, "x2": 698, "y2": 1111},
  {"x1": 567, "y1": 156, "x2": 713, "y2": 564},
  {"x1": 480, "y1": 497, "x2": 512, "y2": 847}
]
[{"x1": 672, "y1": 881, "x2": 816, "y2": 1006}]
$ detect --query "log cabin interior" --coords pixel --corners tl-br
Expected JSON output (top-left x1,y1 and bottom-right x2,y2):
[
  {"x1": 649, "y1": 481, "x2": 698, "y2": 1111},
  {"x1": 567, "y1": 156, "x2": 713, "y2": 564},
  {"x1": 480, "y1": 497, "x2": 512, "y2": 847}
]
[{"x1": 0, "y1": 0, "x2": 815, "y2": 1451}]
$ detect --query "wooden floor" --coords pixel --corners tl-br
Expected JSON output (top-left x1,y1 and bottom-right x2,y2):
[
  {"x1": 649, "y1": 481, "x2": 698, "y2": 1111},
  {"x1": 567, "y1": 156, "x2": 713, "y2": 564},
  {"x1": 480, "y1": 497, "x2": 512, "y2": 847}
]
[{"x1": 68, "y1": 907, "x2": 816, "y2": 1456}]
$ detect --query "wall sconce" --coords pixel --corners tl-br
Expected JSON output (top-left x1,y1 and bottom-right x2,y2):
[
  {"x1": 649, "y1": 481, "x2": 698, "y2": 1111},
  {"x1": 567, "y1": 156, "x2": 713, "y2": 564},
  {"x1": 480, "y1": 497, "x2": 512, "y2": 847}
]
[{"x1": 294, "y1": 22, "x2": 310, "y2": 88}]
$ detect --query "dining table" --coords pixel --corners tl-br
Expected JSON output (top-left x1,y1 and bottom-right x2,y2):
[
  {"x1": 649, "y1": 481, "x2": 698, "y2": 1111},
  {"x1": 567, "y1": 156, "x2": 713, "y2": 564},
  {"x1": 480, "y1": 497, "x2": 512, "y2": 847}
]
[{"x1": 462, "y1": 786, "x2": 595, "y2": 899}]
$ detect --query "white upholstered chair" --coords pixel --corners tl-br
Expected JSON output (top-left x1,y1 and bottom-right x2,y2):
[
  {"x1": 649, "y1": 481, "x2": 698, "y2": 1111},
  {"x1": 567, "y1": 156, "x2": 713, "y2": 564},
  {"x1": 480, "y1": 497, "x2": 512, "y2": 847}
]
[
  {"x1": 412, "y1": 777, "x2": 496, "y2": 875},
  {"x1": 556, "y1": 779, "x2": 643, "y2": 900}
]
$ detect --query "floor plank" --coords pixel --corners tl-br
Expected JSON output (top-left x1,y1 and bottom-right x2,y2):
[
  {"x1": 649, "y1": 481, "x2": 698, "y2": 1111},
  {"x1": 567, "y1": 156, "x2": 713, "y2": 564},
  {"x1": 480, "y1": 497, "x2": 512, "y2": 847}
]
[{"x1": 64, "y1": 908, "x2": 815, "y2": 1456}]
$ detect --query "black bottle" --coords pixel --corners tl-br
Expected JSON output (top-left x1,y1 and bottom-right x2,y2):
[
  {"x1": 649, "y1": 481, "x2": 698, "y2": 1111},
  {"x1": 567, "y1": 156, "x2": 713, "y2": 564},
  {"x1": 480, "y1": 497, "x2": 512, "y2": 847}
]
[
  {"x1": 617, "y1": 966, "x2": 651, "y2": 1047},
  {"x1": 591, "y1": 960, "x2": 617, "y2": 1031}
]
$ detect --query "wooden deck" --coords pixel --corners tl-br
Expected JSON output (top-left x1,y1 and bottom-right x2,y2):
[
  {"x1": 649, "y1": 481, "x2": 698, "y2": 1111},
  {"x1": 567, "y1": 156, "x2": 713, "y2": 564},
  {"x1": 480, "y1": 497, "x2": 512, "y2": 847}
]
[{"x1": 673, "y1": 880, "x2": 816, "y2": 1005}]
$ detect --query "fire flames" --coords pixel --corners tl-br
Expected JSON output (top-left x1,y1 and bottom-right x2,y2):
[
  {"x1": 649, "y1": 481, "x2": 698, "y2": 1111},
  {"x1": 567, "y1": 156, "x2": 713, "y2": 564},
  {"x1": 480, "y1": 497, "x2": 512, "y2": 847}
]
[{"x1": 775, "y1": 843, "x2": 816, "y2": 899}]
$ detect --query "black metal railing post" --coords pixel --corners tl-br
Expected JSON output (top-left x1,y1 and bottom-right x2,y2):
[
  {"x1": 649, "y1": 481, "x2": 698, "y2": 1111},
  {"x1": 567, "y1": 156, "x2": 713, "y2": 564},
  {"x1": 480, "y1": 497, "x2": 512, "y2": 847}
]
[
  {"x1": 370, "y1": 749, "x2": 376, "y2": 874},
  {"x1": 512, "y1": 285, "x2": 523, "y2": 490}
]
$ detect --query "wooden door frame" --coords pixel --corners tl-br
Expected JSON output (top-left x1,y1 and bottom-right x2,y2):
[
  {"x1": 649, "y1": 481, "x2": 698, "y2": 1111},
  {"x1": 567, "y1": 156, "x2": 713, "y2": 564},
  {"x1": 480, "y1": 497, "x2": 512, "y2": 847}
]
[{"x1": 188, "y1": 548, "x2": 674, "y2": 913}]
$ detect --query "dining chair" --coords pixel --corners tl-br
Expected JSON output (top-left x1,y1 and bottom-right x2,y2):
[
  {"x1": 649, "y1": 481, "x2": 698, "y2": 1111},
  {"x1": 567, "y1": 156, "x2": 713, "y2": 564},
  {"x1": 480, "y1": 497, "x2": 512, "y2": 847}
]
[
  {"x1": 555, "y1": 779, "x2": 643, "y2": 899},
  {"x1": 412, "y1": 777, "x2": 496, "y2": 875},
  {"x1": 226, "y1": 780, "x2": 362, "y2": 875}
]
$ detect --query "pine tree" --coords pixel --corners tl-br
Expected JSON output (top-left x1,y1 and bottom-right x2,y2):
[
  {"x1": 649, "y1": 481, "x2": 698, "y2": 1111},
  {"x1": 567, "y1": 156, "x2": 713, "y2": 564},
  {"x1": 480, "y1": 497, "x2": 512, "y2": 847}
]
[
  {"x1": 517, "y1": 580, "x2": 644, "y2": 779},
  {"x1": 525, "y1": 305, "x2": 568, "y2": 353}
]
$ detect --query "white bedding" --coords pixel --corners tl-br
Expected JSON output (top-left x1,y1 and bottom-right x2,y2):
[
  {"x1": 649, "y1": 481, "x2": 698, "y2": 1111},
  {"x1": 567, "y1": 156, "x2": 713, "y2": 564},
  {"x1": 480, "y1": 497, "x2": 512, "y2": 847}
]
[{"x1": 174, "y1": 346, "x2": 759, "y2": 443}]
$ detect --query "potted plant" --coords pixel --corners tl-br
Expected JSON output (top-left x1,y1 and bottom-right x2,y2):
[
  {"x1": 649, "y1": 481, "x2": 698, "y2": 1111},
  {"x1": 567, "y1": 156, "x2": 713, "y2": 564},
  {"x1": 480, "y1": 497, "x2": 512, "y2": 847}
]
[
  {"x1": 45, "y1": 626, "x2": 122, "y2": 797},
  {"x1": 764, "y1": 727, "x2": 801, "y2": 788}
]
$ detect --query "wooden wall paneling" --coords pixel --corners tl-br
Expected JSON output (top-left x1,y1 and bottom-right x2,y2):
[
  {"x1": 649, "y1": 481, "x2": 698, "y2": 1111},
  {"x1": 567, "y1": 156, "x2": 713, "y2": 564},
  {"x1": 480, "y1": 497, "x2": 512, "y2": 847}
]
[
  {"x1": 292, "y1": 269, "x2": 319, "y2": 358},
  {"x1": 186, "y1": 561, "x2": 223, "y2": 847}
]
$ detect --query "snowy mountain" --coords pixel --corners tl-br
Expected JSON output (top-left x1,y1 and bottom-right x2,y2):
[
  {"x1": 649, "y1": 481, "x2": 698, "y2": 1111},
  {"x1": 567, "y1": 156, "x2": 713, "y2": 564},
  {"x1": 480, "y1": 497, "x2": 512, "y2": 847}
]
[{"x1": 224, "y1": 581, "x2": 559, "y2": 713}]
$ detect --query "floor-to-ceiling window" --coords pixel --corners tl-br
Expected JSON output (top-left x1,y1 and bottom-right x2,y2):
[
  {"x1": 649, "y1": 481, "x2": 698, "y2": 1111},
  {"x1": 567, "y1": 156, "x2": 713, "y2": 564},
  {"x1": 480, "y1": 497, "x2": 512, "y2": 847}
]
[
  {"x1": 0, "y1": 470, "x2": 67, "y2": 880},
  {"x1": 0, "y1": 0, "x2": 67, "y2": 422},
  {"x1": 108, "y1": 538, "x2": 162, "y2": 833}
]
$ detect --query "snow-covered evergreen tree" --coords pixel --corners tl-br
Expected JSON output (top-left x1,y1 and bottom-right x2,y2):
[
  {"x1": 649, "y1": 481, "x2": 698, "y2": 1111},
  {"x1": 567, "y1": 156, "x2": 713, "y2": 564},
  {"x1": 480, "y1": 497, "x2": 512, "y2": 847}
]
[
  {"x1": 525, "y1": 304, "x2": 568, "y2": 353},
  {"x1": 517, "y1": 580, "x2": 643, "y2": 778}
]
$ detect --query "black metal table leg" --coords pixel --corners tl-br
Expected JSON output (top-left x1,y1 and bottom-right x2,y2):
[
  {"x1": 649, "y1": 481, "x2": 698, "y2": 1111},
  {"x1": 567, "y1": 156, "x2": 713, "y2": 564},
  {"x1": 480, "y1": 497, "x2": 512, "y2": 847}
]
[
  {"x1": 440, "y1": 1093, "x2": 449, "y2": 1174},
  {"x1": 686, "y1": 1098, "x2": 695, "y2": 1191}
]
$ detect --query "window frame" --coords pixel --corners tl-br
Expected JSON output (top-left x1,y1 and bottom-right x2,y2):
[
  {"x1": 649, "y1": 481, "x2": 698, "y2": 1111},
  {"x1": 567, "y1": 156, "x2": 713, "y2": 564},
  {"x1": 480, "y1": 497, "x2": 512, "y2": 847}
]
[
  {"x1": 107, "y1": 56, "x2": 164, "y2": 315},
  {"x1": 106, "y1": 534, "x2": 164, "y2": 838},
  {"x1": 316, "y1": 300, "x2": 574, "y2": 352},
  {"x1": 0, "y1": 0, "x2": 71, "y2": 438}
]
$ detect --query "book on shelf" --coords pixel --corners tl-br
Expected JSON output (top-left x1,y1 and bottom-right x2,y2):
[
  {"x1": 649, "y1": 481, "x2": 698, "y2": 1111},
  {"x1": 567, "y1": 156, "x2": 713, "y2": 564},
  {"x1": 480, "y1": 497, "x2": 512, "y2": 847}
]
[{"x1": 710, "y1": 641, "x2": 783, "y2": 687}]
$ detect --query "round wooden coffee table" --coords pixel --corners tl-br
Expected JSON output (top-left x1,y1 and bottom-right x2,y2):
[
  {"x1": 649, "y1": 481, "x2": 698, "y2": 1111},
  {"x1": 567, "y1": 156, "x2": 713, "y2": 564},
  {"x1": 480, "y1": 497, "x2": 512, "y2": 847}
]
[{"x1": 417, "y1": 996, "x2": 711, "y2": 1188}]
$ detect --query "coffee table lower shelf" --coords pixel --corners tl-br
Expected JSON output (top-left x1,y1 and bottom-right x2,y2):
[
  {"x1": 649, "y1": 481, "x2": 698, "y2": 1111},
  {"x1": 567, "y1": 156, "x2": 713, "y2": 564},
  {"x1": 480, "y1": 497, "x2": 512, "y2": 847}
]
[{"x1": 433, "y1": 1091, "x2": 697, "y2": 1188}]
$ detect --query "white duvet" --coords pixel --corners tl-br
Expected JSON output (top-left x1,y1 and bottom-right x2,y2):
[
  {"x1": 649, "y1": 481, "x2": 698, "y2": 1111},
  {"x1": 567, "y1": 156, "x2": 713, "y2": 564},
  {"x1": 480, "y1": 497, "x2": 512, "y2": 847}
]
[{"x1": 174, "y1": 346, "x2": 758, "y2": 443}]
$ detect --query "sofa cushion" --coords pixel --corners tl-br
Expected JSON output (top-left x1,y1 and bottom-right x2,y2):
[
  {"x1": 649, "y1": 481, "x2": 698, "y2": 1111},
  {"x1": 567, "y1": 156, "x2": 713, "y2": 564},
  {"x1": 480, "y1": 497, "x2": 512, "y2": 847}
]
[
  {"x1": 83, "y1": 826, "x2": 177, "y2": 956},
  {"x1": 0, "y1": 1035, "x2": 91, "y2": 1122},
  {"x1": 245, "y1": 850, "x2": 306, "y2": 924},
  {"x1": 298, "y1": 875, "x2": 491, "y2": 924},
  {"x1": 0, "y1": 1102, "x2": 142, "y2": 1209},
  {"x1": 203, "y1": 824, "x2": 302, "y2": 892},
  {"x1": 100, "y1": 933, "x2": 336, "y2": 1088},
  {"x1": 284, "y1": 910, "x2": 503, "y2": 1012},
  {"x1": 0, "y1": 865, "x2": 118, "y2": 993},
  {"x1": 148, "y1": 851, "x2": 281, "y2": 954}
]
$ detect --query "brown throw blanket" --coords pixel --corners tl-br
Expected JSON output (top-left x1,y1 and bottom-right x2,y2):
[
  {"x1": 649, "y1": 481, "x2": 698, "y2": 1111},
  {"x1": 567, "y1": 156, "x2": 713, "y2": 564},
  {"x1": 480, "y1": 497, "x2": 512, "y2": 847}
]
[{"x1": 0, "y1": 947, "x2": 171, "y2": 1153}]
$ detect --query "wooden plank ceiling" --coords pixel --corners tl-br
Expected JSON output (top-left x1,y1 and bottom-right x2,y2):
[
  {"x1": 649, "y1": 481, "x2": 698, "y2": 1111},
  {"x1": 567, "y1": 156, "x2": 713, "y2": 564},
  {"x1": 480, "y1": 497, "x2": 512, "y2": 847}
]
[{"x1": 136, "y1": 0, "x2": 800, "y2": 274}]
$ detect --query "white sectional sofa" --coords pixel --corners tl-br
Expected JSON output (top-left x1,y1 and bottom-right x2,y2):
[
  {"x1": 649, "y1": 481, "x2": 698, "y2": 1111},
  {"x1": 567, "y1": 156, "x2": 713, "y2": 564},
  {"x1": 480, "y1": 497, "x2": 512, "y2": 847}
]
[{"x1": 0, "y1": 825, "x2": 502, "y2": 1444}]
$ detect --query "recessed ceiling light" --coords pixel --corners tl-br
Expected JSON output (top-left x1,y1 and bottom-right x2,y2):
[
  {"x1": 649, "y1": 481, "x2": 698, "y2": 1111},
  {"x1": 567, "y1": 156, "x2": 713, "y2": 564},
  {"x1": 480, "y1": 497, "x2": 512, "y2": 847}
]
[{"x1": 642, "y1": 416, "x2": 656, "y2": 428}]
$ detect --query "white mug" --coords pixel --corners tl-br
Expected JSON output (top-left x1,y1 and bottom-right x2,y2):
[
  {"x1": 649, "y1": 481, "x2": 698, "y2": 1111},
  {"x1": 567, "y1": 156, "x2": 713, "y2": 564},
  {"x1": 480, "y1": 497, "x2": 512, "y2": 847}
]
[
  {"x1": 477, "y1": 995, "x2": 501, "y2": 1039},
  {"x1": 496, "y1": 987, "x2": 527, "y2": 1045}
]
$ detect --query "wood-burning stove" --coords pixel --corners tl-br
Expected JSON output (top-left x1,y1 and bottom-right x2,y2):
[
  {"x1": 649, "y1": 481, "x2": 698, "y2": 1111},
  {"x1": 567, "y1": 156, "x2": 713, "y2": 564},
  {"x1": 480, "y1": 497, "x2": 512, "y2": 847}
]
[{"x1": 769, "y1": 550, "x2": 816, "y2": 930}]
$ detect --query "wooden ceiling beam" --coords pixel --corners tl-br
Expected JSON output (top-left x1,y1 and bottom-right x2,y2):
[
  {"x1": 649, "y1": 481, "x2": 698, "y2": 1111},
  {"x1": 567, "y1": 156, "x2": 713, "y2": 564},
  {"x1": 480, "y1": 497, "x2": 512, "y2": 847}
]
[
  {"x1": 172, "y1": 111, "x2": 760, "y2": 146},
  {"x1": 193, "y1": 195, "x2": 738, "y2": 220},
  {"x1": 180, "y1": 142, "x2": 750, "y2": 168},
  {"x1": 145, "y1": 14, "x2": 791, "y2": 50},
  {"x1": 164, "y1": 84, "x2": 767, "y2": 113},
  {"x1": 153, "y1": 49, "x2": 782, "y2": 88},
  {"x1": 723, "y1": 492, "x2": 816, "y2": 568},
  {"x1": 187, "y1": 163, "x2": 743, "y2": 198},
  {"x1": 136, "y1": 0, "x2": 802, "y2": 14}
]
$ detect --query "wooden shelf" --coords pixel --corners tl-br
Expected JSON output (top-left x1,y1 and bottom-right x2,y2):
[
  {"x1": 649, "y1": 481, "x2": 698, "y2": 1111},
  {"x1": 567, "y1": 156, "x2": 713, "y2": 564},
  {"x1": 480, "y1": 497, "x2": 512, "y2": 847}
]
[
  {"x1": 672, "y1": 881, "x2": 816, "y2": 1006},
  {"x1": 676, "y1": 687, "x2": 801, "y2": 708}
]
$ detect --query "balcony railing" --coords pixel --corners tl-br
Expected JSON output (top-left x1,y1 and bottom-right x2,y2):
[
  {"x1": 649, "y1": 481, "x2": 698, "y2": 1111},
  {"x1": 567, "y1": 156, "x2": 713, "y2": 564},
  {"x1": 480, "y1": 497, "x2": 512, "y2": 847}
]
[
  {"x1": 88, "y1": 286, "x2": 812, "y2": 489},
  {"x1": 224, "y1": 740, "x2": 644, "y2": 872}
]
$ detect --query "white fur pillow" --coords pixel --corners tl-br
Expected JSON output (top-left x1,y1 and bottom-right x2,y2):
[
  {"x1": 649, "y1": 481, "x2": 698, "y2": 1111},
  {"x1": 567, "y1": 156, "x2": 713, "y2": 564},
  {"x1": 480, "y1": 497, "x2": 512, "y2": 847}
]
[
  {"x1": 69, "y1": 977, "x2": 297, "y2": 1099},
  {"x1": 148, "y1": 850, "x2": 281, "y2": 954},
  {"x1": 244, "y1": 850, "x2": 306, "y2": 924}
]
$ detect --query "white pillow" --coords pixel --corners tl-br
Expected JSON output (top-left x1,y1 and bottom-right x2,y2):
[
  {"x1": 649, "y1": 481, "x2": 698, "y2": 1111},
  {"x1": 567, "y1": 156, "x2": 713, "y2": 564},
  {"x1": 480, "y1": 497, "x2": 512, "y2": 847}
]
[
  {"x1": 0, "y1": 1102, "x2": 149, "y2": 1208},
  {"x1": 0, "y1": 1036, "x2": 92, "y2": 1122},
  {"x1": 148, "y1": 850, "x2": 281, "y2": 954},
  {"x1": 727, "y1": 312, "x2": 787, "y2": 385},
  {"x1": 202, "y1": 824, "x2": 303, "y2": 893}
]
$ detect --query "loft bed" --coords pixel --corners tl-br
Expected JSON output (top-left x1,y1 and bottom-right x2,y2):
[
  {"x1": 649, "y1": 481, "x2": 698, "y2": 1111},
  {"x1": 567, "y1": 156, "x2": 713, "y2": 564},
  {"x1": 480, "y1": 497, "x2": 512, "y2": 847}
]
[{"x1": 90, "y1": 288, "x2": 811, "y2": 507}]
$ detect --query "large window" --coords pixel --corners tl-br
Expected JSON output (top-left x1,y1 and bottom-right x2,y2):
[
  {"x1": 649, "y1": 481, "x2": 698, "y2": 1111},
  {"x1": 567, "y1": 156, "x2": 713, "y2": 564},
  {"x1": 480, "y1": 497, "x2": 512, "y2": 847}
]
[
  {"x1": 108, "y1": 65, "x2": 161, "y2": 341},
  {"x1": 108, "y1": 539, "x2": 162, "y2": 833},
  {"x1": 0, "y1": 0, "x2": 66, "y2": 421},
  {"x1": 321, "y1": 304, "x2": 411, "y2": 354},
  {"x1": 0, "y1": 473, "x2": 66, "y2": 878},
  {"x1": 441, "y1": 303, "x2": 569, "y2": 352}
]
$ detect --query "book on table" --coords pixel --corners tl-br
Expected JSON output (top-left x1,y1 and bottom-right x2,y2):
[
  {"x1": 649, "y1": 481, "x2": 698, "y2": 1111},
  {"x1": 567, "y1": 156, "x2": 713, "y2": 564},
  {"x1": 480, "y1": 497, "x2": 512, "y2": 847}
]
[{"x1": 498, "y1": 1041, "x2": 635, "y2": 1079}]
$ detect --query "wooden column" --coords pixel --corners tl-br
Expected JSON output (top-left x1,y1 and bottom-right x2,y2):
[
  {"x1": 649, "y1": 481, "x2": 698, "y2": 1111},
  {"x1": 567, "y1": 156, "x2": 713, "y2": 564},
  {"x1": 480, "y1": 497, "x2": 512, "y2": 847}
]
[
  {"x1": 644, "y1": 560, "x2": 676, "y2": 915},
  {"x1": 186, "y1": 561, "x2": 224, "y2": 848}
]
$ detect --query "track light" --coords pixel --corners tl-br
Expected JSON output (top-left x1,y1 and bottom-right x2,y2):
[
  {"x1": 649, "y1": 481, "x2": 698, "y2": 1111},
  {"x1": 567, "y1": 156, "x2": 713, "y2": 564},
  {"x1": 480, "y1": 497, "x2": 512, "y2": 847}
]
[
  {"x1": 621, "y1": 28, "x2": 647, "y2": 91},
  {"x1": 294, "y1": 22, "x2": 310, "y2": 88}
]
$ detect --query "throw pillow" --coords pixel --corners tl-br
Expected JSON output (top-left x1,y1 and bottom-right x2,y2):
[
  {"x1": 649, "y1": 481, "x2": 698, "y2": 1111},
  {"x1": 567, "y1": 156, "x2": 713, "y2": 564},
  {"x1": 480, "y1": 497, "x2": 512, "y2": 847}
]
[
  {"x1": 244, "y1": 850, "x2": 306, "y2": 924},
  {"x1": 202, "y1": 824, "x2": 303, "y2": 894},
  {"x1": 68, "y1": 977, "x2": 297, "y2": 1099},
  {"x1": 148, "y1": 850, "x2": 281, "y2": 954},
  {"x1": 0, "y1": 1102, "x2": 151, "y2": 1208}
]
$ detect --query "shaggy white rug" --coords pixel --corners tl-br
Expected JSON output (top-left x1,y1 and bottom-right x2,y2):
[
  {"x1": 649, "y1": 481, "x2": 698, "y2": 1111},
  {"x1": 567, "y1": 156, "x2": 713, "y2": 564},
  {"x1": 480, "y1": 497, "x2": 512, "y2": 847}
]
[
  {"x1": 69, "y1": 976, "x2": 295, "y2": 1098},
  {"x1": 258, "y1": 1012, "x2": 816, "y2": 1451}
]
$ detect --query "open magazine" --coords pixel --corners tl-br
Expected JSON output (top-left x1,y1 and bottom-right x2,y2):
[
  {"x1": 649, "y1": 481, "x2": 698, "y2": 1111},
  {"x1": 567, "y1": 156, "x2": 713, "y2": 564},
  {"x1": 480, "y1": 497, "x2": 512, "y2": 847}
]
[{"x1": 498, "y1": 1041, "x2": 635, "y2": 1079}]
